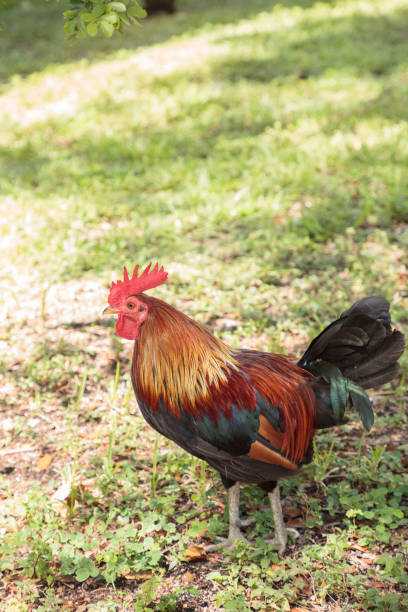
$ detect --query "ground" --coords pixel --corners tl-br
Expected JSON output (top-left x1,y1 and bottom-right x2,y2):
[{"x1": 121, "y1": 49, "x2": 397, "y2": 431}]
[{"x1": 0, "y1": 0, "x2": 407, "y2": 610}]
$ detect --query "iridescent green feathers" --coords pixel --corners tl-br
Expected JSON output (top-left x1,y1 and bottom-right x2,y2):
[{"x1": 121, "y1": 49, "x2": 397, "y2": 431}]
[
  {"x1": 299, "y1": 296, "x2": 405, "y2": 432},
  {"x1": 308, "y1": 360, "x2": 374, "y2": 431}
]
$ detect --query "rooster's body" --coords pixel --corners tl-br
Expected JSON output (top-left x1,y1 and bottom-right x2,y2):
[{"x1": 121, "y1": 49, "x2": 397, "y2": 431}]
[{"x1": 105, "y1": 264, "x2": 404, "y2": 553}]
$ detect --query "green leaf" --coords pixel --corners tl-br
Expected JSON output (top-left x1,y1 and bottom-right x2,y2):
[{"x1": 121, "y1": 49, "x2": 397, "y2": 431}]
[
  {"x1": 80, "y1": 12, "x2": 94, "y2": 22},
  {"x1": 92, "y1": 4, "x2": 106, "y2": 18},
  {"x1": 109, "y1": 2, "x2": 127, "y2": 12},
  {"x1": 128, "y1": 3, "x2": 147, "y2": 18},
  {"x1": 89, "y1": 563, "x2": 99, "y2": 578},
  {"x1": 100, "y1": 21, "x2": 115, "y2": 37},
  {"x1": 64, "y1": 20, "x2": 75, "y2": 34},
  {"x1": 104, "y1": 13, "x2": 118, "y2": 24},
  {"x1": 76, "y1": 567, "x2": 90, "y2": 581},
  {"x1": 78, "y1": 19, "x2": 87, "y2": 34},
  {"x1": 87, "y1": 22, "x2": 99, "y2": 36}
]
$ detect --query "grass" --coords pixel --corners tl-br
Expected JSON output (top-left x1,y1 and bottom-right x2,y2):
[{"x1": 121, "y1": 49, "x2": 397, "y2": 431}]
[{"x1": 0, "y1": 0, "x2": 407, "y2": 609}]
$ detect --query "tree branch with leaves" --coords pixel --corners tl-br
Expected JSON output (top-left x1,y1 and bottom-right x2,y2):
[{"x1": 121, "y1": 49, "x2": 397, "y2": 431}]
[{"x1": 63, "y1": 0, "x2": 147, "y2": 39}]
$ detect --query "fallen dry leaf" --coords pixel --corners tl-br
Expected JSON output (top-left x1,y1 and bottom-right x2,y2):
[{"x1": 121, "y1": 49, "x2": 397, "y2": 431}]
[
  {"x1": 287, "y1": 518, "x2": 306, "y2": 527},
  {"x1": 316, "y1": 578, "x2": 327, "y2": 605},
  {"x1": 184, "y1": 544, "x2": 207, "y2": 562},
  {"x1": 196, "y1": 526, "x2": 208, "y2": 538},
  {"x1": 183, "y1": 571, "x2": 195, "y2": 583},
  {"x1": 349, "y1": 542, "x2": 368, "y2": 552},
  {"x1": 53, "y1": 480, "x2": 72, "y2": 502},
  {"x1": 37, "y1": 454, "x2": 53, "y2": 470},
  {"x1": 121, "y1": 572, "x2": 152, "y2": 580},
  {"x1": 366, "y1": 580, "x2": 386, "y2": 589},
  {"x1": 51, "y1": 379, "x2": 69, "y2": 392},
  {"x1": 51, "y1": 501, "x2": 69, "y2": 518},
  {"x1": 285, "y1": 506, "x2": 303, "y2": 518},
  {"x1": 296, "y1": 578, "x2": 313, "y2": 596}
]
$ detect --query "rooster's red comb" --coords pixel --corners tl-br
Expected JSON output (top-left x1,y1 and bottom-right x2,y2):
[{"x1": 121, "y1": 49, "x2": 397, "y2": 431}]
[{"x1": 108, "y1": 262, "x2": 168, "y2": 306}]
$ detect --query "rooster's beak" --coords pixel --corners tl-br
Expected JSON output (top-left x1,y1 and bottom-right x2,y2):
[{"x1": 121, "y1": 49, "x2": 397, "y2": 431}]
[{"x1": 103, "y1": 306, "x2": 119, "y2": 315}]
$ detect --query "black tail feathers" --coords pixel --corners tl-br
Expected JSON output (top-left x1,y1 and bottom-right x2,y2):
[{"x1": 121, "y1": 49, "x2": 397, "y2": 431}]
[{"x1": 299, "y1": 296, "x2": 405, "y2": 390}]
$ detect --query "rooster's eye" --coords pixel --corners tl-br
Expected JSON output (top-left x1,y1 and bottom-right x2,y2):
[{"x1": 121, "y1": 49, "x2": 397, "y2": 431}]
[{"x1": 127, "y1": 302, "x2": 135, "y2": 309}]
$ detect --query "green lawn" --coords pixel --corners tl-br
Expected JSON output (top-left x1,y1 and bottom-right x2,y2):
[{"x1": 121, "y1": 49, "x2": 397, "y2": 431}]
[{"x1": 0, "y1": 0, "x2": 407, "y2": 609}]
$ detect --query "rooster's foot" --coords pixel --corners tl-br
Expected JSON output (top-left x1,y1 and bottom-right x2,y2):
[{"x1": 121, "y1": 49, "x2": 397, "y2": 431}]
[
  {"x1": 264, "y1": 527, "x2": 300, "y2": 556},
  {"x1": 204, "y1": 531, "x2": 246, "y2": 552},
  {"x1": 203, "y1": 514, "x2": 255, "y2": 552},
  {"x1": 203, "y1": 483, "x2": 253, "y2": 552}
]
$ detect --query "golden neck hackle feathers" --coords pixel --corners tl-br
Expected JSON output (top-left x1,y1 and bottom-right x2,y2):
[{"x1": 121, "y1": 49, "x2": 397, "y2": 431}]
[
  {"x1": 132, "y1": 295, "x2": 239, "y2": 416},
  {"x1": 132, "y1": 295, "x2": 316, "y2": 464}
]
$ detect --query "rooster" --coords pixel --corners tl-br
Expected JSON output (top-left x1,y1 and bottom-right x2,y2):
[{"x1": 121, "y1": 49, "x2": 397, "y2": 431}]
[{"x1": 104, "y1": 263, "x2": 404, "y2": 554}]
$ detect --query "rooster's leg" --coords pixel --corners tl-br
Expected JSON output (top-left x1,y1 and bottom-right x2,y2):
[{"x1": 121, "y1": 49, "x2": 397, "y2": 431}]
[
  {"x1": 204, "y1": 482, "x2": 251, "y2": 551},
  {"x1": 227, "y1": 481, "x2": 244, "y2": 542},
  {"x1": 265, "y1": 484, "x2": 299, "y2": 555},
  {"x1": 268, "y1": 484, "x2": 287, "y2": 554}
]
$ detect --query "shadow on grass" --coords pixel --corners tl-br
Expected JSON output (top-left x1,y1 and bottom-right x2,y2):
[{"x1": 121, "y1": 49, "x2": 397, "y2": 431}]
[
  {"x1": 0, "y1": 0, "x2": 325, "y2": 85},
  {"x1": 2, "y1": 64, "x2": 407, "y2": 196},
  {"x1": 1, "y1": 1, "x2": 408, "y2": 277},
  {"x1": 211, "y1": 8, "x2": 408, "y2": 82},
  {"x1": 1, "y1": 68, "x2": 407, "y2": 203}
]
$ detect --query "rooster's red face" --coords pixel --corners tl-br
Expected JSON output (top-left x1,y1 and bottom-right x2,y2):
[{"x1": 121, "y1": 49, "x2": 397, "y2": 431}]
[
  {"x1": 105, "y1": 262, "x2": 168, "y2": 340},
  {"x1": 104, "y1": 297, "x2": 148, "y2": 340}
]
